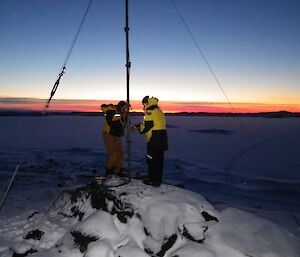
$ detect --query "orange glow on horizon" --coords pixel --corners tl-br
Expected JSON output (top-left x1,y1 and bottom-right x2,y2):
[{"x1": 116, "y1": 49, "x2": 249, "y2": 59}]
[{"x1": 1, "y1": 98, "x2": 300, "y2": 113}]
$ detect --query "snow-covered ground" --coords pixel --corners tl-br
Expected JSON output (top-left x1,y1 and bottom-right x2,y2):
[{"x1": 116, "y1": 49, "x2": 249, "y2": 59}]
[{"x1": 0, "y1": 115, "x2": 300, "y2": 256}]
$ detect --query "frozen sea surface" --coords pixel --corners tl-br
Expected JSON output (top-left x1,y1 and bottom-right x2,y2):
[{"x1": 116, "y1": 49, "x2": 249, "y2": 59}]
[{"x1": 0, "y1": 116, "x2": 300, "y2": 238}]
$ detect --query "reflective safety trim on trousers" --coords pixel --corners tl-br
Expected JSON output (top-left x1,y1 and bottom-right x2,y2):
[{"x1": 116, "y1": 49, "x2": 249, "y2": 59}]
[{"x1": 147, "y1": 154, "x2": 153, "y2": 159}]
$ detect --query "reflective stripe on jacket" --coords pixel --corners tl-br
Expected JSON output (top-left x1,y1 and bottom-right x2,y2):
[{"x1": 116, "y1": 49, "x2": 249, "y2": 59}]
[
  {"x1": 140, "y1": 100, "x2": 168, "y2": 151},
  {"x1": 101, "y1": 104, "x2": 124, "y2": 137}
]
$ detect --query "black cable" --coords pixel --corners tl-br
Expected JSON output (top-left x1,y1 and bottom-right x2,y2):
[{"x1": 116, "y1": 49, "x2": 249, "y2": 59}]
[
  {"x1": 170, "y1": 0, "x2": 233, "y2": 111},
  {"x1": 0, "y1": 0, "x2": 94, "y2": 212},
  {"x1": 170, "y1": 0, "x2": 270, "y2": 183},
  {"x1": 47, "y1": 0, "x2": 93, "y2": 107},
  {"x1": 62, "y1": 0, "x2": 93, "y2": 69}
]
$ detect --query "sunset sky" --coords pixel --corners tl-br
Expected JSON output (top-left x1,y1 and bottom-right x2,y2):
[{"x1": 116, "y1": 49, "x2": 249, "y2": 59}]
[{"x1": 1, "y1": 0, "x2": 299, "y2": 113}]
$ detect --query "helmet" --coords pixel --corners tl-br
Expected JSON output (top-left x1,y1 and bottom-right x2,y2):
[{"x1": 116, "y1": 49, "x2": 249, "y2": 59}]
[
  {"x1": 117, "y1": 100, "x2": 127, "y2": 112},
  {"x1": 148, "y1": 97, "x2": 158, "y2": 106},
  {"x1": 142, "y1": 96, "x2": 149, "y2": 104},
  {"x1": 100, "y1": 104, "x2": 109, "y2": 112},
  {"x1": 101, "y1": 103, "x2": 115, "y2": 113},
  {"x1": 117, "y1": 100, "x2": 126, "y2": 109}
]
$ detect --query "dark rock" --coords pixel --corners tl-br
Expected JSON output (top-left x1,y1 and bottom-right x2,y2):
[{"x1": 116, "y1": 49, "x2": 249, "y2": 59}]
[
  {"x1": 63, "y1": 181, "x2": 134, "y2": 223},
  {"x1": 156, "y1": 234, "x2": 177, "y2": 257},
  {"x1": 201, "y1": 211, "x2": 219, "y2": 222},
  {"x1": 12, "y1": 248, "x2": 38, "y2": 257},
  {"x1": 136, "y1": 213, "x2": 142, "y2": 220},
  {"x1": 144, "y1": 247, "x2": 154, "y2": 256},
  {"x1": 181, "y1": 225, "x2": 207, "y2": 243},
  {"x1": 144, "y1": 227, "x2": 150, "y2": 237},
  {"x1": 24, "y1": 229, "x2": 44, "y2": 240},
  {"x1": 189, "y1": 129, "x2": 233, "y2": 135},
  {"x1": 59, "y1": 206, "x2": 85, "y2": 221},
  {"x1": 71, "y1": 206, "x2": 85, "y2": 221},
  {"x1": 27, "y1": 211, "x2": 39, "y2": 220},
  {"x1": 71, "y1": 230, "x2": 98, "y2": 253}
]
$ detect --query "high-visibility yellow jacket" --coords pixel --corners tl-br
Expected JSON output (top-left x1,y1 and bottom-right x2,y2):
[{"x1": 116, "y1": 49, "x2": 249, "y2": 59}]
[
  {"x1": 101, "y1": 104, "x2": 124, "y2": 137},
  {"x1": 139, "y1": 97, "x2": 168, "y2": 151}
]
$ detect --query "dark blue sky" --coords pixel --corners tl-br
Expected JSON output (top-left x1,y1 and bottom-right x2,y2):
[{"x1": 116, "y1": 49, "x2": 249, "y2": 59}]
[{"x1": 1, "y1": 0, "x2": 299, "y2": 109}]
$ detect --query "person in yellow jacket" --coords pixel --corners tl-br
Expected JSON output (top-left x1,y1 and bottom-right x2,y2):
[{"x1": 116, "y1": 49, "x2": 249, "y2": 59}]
[
  {"x1": 101, "y1": 101, "x2": 127, "y2": 176},
  {"x1": 132, "y1": 96, "x2": 168, "y2": 187}
]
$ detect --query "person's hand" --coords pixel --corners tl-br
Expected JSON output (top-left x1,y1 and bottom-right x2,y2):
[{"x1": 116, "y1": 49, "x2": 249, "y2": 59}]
[{"x1": 131, "y1": 126, "x2": 139, "y2": 132}]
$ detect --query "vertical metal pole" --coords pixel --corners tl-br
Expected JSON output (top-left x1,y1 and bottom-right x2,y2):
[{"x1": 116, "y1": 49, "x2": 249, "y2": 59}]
[{"x1": 125, "y1": 0, "x2": 131, "y2": 179}]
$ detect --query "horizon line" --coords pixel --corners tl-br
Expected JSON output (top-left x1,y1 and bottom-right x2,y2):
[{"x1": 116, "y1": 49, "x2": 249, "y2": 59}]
[{"x1": 1, "y1": 97, "x2": 300, "y2": 113}]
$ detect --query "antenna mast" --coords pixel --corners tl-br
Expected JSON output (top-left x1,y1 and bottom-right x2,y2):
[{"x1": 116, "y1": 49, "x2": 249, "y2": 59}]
[{"x1": 124, "y1": 0, "x2": 132, "y2": 179}]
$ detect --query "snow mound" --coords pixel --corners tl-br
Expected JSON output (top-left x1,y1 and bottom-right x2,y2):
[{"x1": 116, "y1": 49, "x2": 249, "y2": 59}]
[{"x1": 0, "y1": 179, "x2": 299, "y2": 257}]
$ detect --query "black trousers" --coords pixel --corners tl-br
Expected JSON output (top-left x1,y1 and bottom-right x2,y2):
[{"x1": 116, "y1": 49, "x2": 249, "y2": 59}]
[{"x1": 147, "y1": 145, "x2": 165, "y2": 184}]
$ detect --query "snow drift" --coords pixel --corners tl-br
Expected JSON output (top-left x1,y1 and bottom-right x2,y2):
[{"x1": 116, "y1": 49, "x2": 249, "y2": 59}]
[{"x1": 0, "y1": 179, "x2": 299, "y2": 257}]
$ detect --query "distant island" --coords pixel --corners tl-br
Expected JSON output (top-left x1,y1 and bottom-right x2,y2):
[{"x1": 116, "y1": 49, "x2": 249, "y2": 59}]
[{"x1": 0, "y1": 110, "x2": 300, "y2": 118}]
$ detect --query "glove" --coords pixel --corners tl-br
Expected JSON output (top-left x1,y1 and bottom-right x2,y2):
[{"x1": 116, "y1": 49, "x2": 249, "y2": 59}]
[{"x1": 131, "y1": 125, "x2": 139, "y2": 132}]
